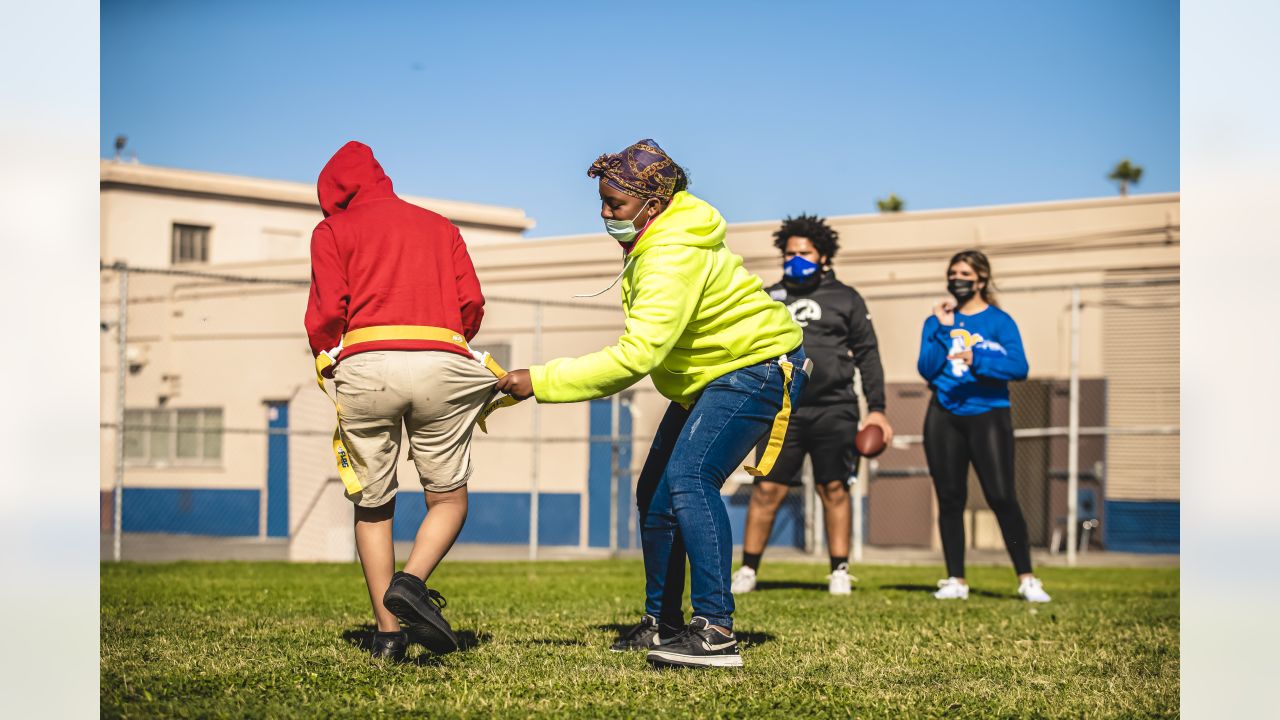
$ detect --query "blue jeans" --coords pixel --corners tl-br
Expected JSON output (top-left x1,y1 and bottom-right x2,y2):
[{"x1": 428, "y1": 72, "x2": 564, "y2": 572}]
[{"x1": 636, "y1": 347, "x2": 808, "y2": 630}]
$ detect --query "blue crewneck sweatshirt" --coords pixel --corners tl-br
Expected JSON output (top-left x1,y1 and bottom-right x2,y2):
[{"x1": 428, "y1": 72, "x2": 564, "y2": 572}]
[{"x1": 916, "y1": 305, "x2": 1028, "y2": 415}]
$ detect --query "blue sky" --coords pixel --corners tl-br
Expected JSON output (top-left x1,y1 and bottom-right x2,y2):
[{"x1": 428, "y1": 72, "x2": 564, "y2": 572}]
[{"x1": 102, "y1": 0, "x2": 1178, "y2": 237}]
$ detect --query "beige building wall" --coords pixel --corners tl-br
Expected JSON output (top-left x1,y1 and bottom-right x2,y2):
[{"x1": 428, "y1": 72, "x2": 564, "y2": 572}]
[
  {"x1": 101, "y1": 160, "x2": 536, "y2": 267},
  {"x1": 101, "y1": 162, "x2": 1178, "y2": 543},
  {"x1": 465, "y1": 193, "x2": 1180, "y2": 505}
]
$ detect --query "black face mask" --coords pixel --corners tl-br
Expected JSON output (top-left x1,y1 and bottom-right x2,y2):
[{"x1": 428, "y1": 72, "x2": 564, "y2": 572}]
[{"x1": 948, "y1": 278, "x2": 977, "y2": 303}]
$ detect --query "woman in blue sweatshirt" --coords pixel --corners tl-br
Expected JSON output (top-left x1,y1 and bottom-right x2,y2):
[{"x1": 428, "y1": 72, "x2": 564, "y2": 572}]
[{"x1": 917, "y1": 250, "x2": 1051, "y2": 603}]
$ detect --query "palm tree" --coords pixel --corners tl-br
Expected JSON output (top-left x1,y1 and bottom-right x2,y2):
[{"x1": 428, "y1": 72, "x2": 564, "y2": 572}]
[
  {"x1": 876, "y1": 194, "x2": 904, "y2": 212},
  {"x1": 1108, "y1": 159, "x2": 1144, "y2": 197}
]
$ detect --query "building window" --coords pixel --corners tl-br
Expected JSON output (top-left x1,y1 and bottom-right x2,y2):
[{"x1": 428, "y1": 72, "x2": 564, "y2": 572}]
[
  {"x1": 124, "y1": 408, "x2": 223, "y2": 466},
  {"x1": 172, "y1": 223, "x2": 210, "y2": 264}
]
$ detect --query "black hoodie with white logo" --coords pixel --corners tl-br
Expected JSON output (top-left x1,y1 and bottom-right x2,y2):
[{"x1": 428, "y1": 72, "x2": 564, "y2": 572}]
[{"x1": 767, "y1": 270, "x2": 886, "y2": 413}]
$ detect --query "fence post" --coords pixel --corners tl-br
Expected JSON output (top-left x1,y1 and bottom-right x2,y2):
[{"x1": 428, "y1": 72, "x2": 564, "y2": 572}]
[
  {"x1": 529, "y1": 303, "x2": 543, "y2": 562},
  {"x1": 623, "y1": 395, "x2": 636, "y2": 550},
  {"x1": 812, "y1": 473, "x2": 825, "y2": 558},
  {"x1": 1067, "y1": 286, "x2": 1081, "y2": 566},
  {"x1": 852, "y1": 459, "x2": 865, "y2": 563},
  {"x1": 609, "y1": 393, "x2": 620, "y2": 555},
  {"x1": 113, "y1": 263, "x2": 129, "y2": 563}
]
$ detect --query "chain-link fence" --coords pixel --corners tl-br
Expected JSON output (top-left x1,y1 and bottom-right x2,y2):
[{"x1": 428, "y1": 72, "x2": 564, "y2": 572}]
[
  {"x1": 101, "y1": 262, "x2": 1179, "y2": 563},
  {"x1": 853, "y1": 275, "x2": 1180, "y2": 563}
]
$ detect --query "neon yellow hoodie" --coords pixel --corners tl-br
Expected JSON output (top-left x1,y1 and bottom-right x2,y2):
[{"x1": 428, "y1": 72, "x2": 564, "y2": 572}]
[{"x1": 529, "y1": 191, "x2": 803, "y2": 406}]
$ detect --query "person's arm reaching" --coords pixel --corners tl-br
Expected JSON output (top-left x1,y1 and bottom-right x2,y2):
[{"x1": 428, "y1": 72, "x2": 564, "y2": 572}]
[
  {"x1": 500, "y1": 246, "x2": 703, "y2": 402},
  {"x1": 304, "y1": 223, "x2": 349, "y2": 369}
]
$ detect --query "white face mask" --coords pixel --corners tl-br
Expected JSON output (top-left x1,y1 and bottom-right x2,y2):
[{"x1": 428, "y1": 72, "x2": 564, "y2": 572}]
[{"x1": 603, "y1": 198, "x2": 654, "y2": 244}]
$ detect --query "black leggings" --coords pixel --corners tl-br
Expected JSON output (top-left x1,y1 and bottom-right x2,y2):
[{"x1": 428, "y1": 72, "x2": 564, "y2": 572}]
[{"x1": 924, "y1": 400, "x2": 1032, "y2": 578}]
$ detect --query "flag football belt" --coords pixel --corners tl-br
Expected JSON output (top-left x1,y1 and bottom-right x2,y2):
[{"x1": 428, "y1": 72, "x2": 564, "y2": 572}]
[
  {"x1": 742, "y1": 353, "x2": 811, "y2": 478},
  {"x1": 313, "y1": 325, "x2": 519, "y2": 495}
]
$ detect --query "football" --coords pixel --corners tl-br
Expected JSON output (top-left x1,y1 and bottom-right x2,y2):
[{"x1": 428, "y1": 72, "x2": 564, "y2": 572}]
[{"x1": 855, "y1": 424, "x2": 887, "y2": 458}]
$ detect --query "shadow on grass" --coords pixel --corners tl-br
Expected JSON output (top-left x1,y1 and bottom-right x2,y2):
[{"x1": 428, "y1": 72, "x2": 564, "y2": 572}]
[
  {"x1": 733, "y1": 629, "x2": 775, "y2": 647},
  {"x1": 527, "y1": 638, "x2": 587, "y2": 647},
  {"x1": 753, "y1": 580, "x2": 831, "y2": 592},
  {"x1": 595, "y1": 623, "x2": 775, "y2": 648},
  {"x1": 879, "y1": 583, "x2": 1011, "y2": 599},
  {"x1": 342, "y1": 626, "x2": 491, "y2": 665}
]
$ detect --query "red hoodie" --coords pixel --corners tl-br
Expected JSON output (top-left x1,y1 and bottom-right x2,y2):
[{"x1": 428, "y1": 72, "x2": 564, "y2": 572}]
[{"x1": 305, "y1": 142, "x2": 485, "y2": 368}]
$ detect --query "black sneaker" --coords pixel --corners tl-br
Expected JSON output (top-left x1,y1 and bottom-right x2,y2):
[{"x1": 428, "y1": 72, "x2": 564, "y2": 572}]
[
  {"x1": 370, "y1": 630, "x2": 408, "y2": 662},
  {"x1": 646, "y1": 617, "x2": 743, "y2": 668},
  {"x1": 382, "y1": 571, "x2": 459, "y2": 654},
  {"x1": 609, "y1": 614, "x2": 683, "y2": 652}
]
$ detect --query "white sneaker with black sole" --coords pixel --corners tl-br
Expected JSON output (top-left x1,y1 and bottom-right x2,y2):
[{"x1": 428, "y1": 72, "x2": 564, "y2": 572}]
[
  {"x1": 934, "y1": 577, "x2": 970, "y2": 600},
  {"x1": 730, "y1": 566, "x2": 757, "y2": 594},
  {"x1": 646, "y1": 617, "x2": 743, "y2": 668},
  {"x1": 1018, "y1": 576, "x2": 1052, "y2": 603}
]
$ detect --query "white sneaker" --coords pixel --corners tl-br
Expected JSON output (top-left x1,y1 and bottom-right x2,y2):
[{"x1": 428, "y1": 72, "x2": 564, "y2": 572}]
[
  {"x1": 731, "y1": 566, "x2": 757, "y2": 594},
  {"x1": 934, "y1": 577, "x2": 970, "y2": 600},
  {"x1": 1018, "y1": 576, "x2": 1052, "y2": 603},
  {"x1": 828, "y1": 568, "x2": 854, "y2": 595}
]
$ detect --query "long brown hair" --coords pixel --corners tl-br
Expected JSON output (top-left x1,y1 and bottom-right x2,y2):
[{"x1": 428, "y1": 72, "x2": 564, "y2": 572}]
[{"x1": 948, "y1": 250, "x2": 998, "y2": 307}]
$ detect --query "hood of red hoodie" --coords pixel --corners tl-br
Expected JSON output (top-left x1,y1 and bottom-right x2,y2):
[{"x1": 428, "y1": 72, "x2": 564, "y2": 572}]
[{"x1": 317, "y1": 141, "x2": 397, "y2": 218}]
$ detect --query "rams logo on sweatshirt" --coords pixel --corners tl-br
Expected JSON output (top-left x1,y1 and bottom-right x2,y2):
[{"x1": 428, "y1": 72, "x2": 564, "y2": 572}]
[
  {"x1": 788, "y1": 299, "x2": 822, "y2": 327},
  {"x1": 948, "y1": 329, "x2": 983, "y2": 377}
]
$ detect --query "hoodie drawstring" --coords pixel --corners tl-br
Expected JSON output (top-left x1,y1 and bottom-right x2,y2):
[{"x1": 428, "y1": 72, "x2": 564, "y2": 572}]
[{"x1": 573, "y1": 256, "x2": 636, "y2": 299}]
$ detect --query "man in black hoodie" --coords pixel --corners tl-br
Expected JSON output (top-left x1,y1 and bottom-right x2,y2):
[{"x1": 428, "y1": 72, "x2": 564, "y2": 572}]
[{"x1": 732, "y1": 214, "x2": 894, "y2": 595}]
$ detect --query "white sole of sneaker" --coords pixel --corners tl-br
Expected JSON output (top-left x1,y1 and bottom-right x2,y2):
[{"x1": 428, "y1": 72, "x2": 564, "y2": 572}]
[{"x1": 646, "y1": 650, "x2": 744, "y2": 668}]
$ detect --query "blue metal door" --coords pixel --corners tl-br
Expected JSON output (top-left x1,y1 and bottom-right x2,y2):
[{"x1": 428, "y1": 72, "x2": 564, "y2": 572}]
[
  {"x1": 266, "y1": 401, "x2": 289, "y2": 538},
  {"x1": 588, "y1": 397, "x2": 633, "y2": 549}
]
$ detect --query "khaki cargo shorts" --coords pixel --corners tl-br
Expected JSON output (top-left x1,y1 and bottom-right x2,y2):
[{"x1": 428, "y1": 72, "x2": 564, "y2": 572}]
[{"x1": 334, "y1": 350, "x2": 499, "y2": 507}]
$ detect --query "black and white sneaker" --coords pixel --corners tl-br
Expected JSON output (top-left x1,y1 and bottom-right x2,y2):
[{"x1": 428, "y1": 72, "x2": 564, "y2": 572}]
[
  {"x1": 609, "y1": 614, "x2": 682, "y2": 652},
  {"x1": 369, "y1": 630, "x2": 408, "y2": 662},
  {"x1": 646, "y1": 617, "x2": 743, "y2": 668},
  {"x1": 382, "y1": 571, "x2": 459, "y2": 654}
]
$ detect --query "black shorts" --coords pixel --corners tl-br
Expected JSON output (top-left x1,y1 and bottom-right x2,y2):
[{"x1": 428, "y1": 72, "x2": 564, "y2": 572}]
[{"x1": 753, "y1": 403, "x2": 861, "y2": 488}]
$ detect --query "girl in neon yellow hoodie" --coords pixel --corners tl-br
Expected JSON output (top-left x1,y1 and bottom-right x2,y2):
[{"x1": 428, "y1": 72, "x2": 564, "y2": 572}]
[{"x1": 498, "y1": 139, "x2": 805, "y2": 669}]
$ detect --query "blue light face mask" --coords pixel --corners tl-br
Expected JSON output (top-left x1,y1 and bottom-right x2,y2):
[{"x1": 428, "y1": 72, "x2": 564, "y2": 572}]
[
  {"x1": 783, "y1": 255, "x2": 820, "y2": 281},
  {"x1": 604, "y1": 198, "x2": 654, "y2": 245}
]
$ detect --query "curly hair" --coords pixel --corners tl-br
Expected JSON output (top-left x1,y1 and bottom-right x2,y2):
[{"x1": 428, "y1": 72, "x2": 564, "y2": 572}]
[{"x1": 772, "y1": 214, "x2": 839, "y2": 260}]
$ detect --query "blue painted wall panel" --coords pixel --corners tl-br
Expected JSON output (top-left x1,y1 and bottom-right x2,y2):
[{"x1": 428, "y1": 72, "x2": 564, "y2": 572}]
[
  {"x1": 392, "y1": 492, "x2": 580, "y2": 546},
  {"x1": 539, "y1": 493, "x2": 581, "y2": 546},
  {"x1": 122, "y1": 488, "x2": 260, "y2": 536},
  {"x1": 1104, "y1": 500, "x2": 1179, "y2": 553},
  {"x1": 120, "y1": 488, "x2": 582, "y2": 545}
]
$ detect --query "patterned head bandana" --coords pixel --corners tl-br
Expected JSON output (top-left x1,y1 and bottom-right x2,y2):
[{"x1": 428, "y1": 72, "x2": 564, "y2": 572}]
[{"x1": 587, "y1": 138, "x2": 681, "y2": 200}]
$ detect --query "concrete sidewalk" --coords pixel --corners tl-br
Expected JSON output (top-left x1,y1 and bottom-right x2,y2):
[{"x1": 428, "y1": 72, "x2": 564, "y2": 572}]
[{"x1": 102, "y1": 534, "x2": 1176, "y2": 567}]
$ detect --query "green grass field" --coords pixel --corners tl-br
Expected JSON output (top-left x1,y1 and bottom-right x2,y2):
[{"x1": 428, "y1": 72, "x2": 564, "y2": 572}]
[{"x1": 101, "y1": 561, "x2": 1178, "y2": 718}]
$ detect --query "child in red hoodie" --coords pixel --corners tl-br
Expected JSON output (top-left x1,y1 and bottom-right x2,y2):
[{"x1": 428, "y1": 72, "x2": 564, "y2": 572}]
[{"x1": 306, "y1": 141, "x2": 497, "y2": 661}]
